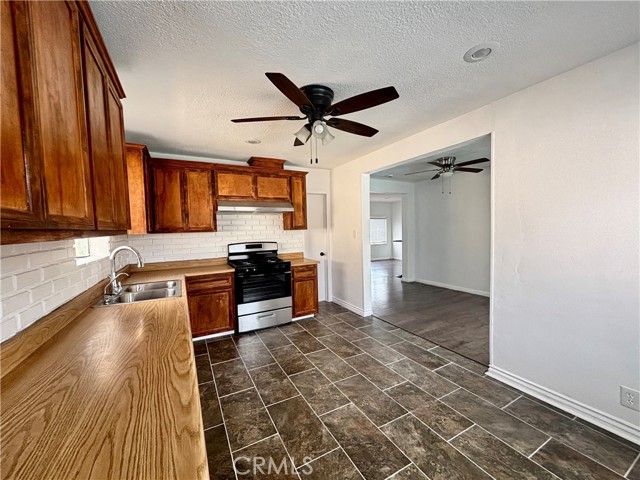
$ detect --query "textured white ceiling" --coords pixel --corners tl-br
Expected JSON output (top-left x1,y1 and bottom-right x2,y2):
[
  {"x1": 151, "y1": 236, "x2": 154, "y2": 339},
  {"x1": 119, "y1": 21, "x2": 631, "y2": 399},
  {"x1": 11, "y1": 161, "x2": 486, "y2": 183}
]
[
  {"x1": 90, "y1": 1, "x2": 639, "y2": 169},
  {"x1": 370, "y1": 193, "x2": 403, "y2": 203},
  {"x1": 371, "y1": 134, "x2": 491, "y2": 182}
]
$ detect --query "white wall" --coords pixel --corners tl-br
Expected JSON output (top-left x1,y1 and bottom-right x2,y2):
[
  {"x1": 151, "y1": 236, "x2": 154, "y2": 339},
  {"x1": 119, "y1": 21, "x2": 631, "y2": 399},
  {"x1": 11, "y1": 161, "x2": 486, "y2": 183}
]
[
  {"x1": 370, "y1": 202, "x2": 393, "y2": 260},
  {"x1": 415, "y1": 168, "x2": 490, "y2": 295},
  {"x1": 391, "y1": 201, "x2": 402, "y2": 260},
  {"x1": 0, "y1": 236, "x2": 129, "y2": 342},
  {"x1": 331, "y1": 44, "x2": 639, "y2": 438}
]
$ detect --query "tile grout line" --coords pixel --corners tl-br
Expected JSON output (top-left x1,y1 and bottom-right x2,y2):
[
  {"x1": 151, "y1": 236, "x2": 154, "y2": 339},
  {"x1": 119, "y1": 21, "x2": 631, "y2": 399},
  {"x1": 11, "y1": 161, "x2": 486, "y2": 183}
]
[
  {"x1": 205, "y1": 340, "x2": 241, "y2": 480},
  {"x1": 527, "y1": 436, "x2": 553, "y2": 459},
  {"x1": 232, "y1": 339, "x2": 302, "y2": 479},
  {"x1": 231, "y1": 433, "x2": 279, "y2": 455},
  {"x1": 383, "y1": 462, "x2": 414, "y2": 480},
  {"x1": 446, "y1": 423, "x2": 476, "y2": 444},
  {"x1": 293, "y1": 445, "x2": 341, "y2": 473},
  {"x1": 625, "y1": 451, "x2": 640, "y2": 478},
  {"x1": 261, "y1": 341, "x2": 366, "y2": 479},
  {"x1": 500, "y1": 394, "x2": 523, "y2": 410}
]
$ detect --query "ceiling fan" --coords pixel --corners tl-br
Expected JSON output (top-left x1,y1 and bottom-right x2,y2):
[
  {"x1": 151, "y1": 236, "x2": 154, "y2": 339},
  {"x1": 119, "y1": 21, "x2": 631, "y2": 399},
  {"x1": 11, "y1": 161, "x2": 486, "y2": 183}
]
[
  {"x1": 404, "y1": 156, "x2": 490, "y2": 179},
  {"x1": 231, "y1": 73, "x2": 399, "y2": 162}
]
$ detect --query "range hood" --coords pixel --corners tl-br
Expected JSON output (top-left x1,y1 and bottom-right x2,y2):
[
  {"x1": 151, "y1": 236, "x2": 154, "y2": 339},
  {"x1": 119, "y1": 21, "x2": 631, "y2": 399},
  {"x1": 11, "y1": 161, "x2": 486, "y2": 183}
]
[{"x1": 217, "y1": 199, "x2": 294, "y2": 213}]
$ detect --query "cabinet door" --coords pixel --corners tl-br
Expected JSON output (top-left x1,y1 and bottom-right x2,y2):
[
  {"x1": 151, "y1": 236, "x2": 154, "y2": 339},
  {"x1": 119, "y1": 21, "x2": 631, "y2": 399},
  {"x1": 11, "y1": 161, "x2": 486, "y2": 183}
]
[
  {"x1": 149, "y1": 165, "x2": 184, "y2": 232},
  {"x1": 188, "y1": 290, "x2": 235, "y2": 337},
  {"x1": 293, "y1": 277, "x2": 318, "y2": 318},
  {"x1": 125, "y1": 144, "x2": 150, "y2": 234},
  {"x1": 283, "y1": 176, "x2": 307, "y2": 230},
  {"x1": 106, "y1": 85, "x2": 129, "y2": 229},
  {"x1": 0, "y1": 1, "x2": 45, "y2": 228},
  {"x1": 83, "y1": 27, "x2": 130, "y2": 231},
  {"x1": 256, "y1": 174, "x2": 290, "y2": 201},
  {"x1": 216, "y1": 171, "x2": 255, "y2": 199},
  {"x1": 82, "y1": 28, "x2": 113, "y2": 229},
  {"x1": 30, "y1": 1, "x2": 94, "y2": 229},
  {"x1": 185, "y1": 169, "x2": 215, "y2": 231}
]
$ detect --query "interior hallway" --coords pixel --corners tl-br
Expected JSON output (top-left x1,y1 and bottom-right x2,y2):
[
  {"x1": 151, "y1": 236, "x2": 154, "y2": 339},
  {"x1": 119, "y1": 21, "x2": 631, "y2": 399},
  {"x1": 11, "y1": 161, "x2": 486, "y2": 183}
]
[{"x1": 371, "y1": 260, "x2": 490, "y2": 366}]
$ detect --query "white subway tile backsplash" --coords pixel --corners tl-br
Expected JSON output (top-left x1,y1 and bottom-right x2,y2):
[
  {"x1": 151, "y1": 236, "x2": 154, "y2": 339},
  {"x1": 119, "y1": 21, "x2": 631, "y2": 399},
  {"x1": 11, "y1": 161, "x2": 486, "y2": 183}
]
[
  {"x1": 0, "y1": 216, "x2": 305, "y2": 343},
  {"x1": 1, "y1": 316, "x2": 18, "y2": 342},
  {"x1": 2, "y1": 292, "x2": 31, "y2": 316}
]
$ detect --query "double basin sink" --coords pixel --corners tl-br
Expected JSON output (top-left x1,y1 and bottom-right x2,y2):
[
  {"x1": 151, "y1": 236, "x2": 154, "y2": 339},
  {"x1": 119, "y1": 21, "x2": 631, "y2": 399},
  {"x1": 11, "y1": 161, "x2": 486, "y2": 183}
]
[{"x1": 96, "y1": 280, "x2": 182, "y2": 306}]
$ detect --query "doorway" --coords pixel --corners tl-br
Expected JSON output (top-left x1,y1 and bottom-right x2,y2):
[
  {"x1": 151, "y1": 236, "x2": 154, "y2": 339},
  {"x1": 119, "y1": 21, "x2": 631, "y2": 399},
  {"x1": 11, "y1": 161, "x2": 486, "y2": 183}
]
[
  {"x1": 367, "y1": 135, "x2": 491, "y2": 366},
  {"x1": 304, "y1": 193, "x2": 329, "y2": 302}
]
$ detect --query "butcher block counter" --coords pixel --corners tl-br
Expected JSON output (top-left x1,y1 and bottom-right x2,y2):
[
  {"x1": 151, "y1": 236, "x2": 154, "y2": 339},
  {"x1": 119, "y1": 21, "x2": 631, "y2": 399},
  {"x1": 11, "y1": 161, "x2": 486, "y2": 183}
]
[{"x1": 0, "y1": 260, "x2": 235, "y2": 480}]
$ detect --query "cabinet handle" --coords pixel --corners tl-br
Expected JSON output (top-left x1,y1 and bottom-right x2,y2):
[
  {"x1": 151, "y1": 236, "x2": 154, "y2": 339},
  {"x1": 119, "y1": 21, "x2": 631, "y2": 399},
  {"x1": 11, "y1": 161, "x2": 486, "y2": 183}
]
[{"x1": 258, "y1": 313, "x2": 276, "y2": 319}]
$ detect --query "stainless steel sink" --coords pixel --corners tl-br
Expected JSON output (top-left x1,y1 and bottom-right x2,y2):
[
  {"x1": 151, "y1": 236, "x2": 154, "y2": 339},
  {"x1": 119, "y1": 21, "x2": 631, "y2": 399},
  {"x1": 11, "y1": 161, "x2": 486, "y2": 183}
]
[
  {"x1": 95, "y1": 280, "x2": 182, "y2": 306},
  {"x1": 121, "y1": 280, "x2": 180, "y2": 293}
]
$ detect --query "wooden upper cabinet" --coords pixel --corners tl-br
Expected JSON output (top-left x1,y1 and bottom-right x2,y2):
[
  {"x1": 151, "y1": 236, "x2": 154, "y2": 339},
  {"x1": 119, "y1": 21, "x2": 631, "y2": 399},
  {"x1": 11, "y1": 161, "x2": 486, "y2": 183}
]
[
  {"x1": 215, "y1": 171, "x2": 255, "y2": 199},
  {"x1": 125, "y1": 143, "x2": 150, "y2": 234},
  {"x1": 284, "y1": 175, "x2": 307, "y2": 230},
  {"x1": 149, "y1": 164, "x2": 184, "y2": 232},
  {"x1": 256, "y1": 174, "x2": 290, "y2": 201},
  {"x1": 0, "y1": 1, "x2": 45, "y2": 228},
  {"x1": 106, "y1": 85, "x2": 129, "y2": 229},
  {"x1": 185, "y1": 169, "x2": 215, "y2": 231},
  {"x1": 82, "y1": 24, "x2": 130, "y2": 231},
  {"x1": 30, "y1": 0, "x2": 94, "y2": 229},
  {"x1": 147, "y1": 160, "x2": 216, "y2": 233}
]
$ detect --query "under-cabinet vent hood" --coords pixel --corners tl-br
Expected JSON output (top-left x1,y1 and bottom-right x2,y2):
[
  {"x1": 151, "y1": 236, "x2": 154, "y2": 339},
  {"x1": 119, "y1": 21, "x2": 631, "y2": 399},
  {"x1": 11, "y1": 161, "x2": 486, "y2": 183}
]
[{"x1": 217, "y1": 200, "x2": 294, "y2": 214}]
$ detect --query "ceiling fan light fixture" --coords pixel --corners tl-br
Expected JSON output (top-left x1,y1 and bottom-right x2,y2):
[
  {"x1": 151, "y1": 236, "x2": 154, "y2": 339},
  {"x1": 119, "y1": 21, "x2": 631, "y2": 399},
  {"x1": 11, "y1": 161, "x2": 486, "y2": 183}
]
[
  {"x1": 441, "y1": 171, "x2": 454, "y2": 178},
  {"x1": 312, "y1": 120, "x2": 328, "y2": 139},
  {"x1": 321, "y1": 129, "x2": 335, "y2": 146},
  {"x1": 294, "y1": 124, "x2": 311, "y2": 143}
]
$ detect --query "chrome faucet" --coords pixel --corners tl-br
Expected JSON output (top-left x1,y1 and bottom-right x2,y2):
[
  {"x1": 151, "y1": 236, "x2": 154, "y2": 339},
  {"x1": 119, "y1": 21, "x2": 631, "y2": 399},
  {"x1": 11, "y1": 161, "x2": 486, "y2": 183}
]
[{"x1": 107, "y1": 246, "x2": 144, "y2": 297}]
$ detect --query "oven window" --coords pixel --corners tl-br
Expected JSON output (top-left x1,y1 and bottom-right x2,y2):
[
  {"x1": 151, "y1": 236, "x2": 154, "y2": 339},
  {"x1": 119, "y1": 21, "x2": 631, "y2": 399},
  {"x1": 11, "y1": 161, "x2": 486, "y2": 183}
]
[{"x1": 239, "y1": 273, "x2": 291, "y2": 304}]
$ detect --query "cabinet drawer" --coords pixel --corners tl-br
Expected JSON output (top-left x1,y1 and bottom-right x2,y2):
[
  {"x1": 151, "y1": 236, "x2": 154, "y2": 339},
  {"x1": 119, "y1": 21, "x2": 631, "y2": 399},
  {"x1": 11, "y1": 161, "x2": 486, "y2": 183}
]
[
  {"x1": 293, "y1": 264, "x2": 316, "y2": 280},
  {"x1": 186, "y1": 273, "x2": 233, "y2": 294}
]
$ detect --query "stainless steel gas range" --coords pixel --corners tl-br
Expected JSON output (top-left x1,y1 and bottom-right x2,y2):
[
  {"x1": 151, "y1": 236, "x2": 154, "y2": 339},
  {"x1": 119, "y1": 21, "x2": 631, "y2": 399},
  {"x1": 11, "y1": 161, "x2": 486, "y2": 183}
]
[{"x1": 227, "y1": 242, "x2": 292, "y2": 333}]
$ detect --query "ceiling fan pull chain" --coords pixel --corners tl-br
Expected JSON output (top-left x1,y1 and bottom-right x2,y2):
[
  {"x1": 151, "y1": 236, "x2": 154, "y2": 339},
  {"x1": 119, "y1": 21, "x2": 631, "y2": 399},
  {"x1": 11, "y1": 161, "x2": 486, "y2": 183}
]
[
  {"x1": 309, "y1": 136, "x2": 313, "y2": 164},
  {"x1": 315, "y1": 137, "x2": 319, "y2": 164}
]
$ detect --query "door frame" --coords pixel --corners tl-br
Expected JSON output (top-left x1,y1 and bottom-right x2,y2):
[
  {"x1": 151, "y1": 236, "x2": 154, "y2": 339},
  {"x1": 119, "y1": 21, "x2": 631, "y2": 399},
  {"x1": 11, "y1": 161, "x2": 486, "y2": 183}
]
[{"x1": 304, "y1": 192, "x2": 331, "y2": 302}]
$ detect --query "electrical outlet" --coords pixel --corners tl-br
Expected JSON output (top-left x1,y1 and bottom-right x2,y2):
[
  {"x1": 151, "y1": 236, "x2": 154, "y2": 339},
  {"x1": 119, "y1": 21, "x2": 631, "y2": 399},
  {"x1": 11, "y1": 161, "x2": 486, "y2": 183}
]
[{"x1": 620, "y1": 386, "x2": 640, "y2": 411}]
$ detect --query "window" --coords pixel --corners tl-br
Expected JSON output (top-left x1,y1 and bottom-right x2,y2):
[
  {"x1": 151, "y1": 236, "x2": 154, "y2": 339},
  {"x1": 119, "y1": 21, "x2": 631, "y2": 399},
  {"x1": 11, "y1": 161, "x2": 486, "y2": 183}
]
[
  {"x1": 370, "y1": 218, "x2": 388, "y2": 245},
  {"x1": 74, "y1": 237, "x2": 111, "y2": 265}
]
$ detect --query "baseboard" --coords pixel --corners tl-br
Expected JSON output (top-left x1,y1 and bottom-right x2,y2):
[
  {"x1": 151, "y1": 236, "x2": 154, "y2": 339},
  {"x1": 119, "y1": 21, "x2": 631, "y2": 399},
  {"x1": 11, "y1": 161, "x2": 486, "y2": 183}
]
[
  {"x1": 487, "y1": 366, "x2": 640, "y2": 446},
  {"x1": 331, "y1": 297, "x2": 371, "y2": 317},
  {"x1": 371, "y1": 257, "x2": 393, "y2": 261},
  {"x1": 415, "y1": 278, "x2": 489, "y2": 297}
]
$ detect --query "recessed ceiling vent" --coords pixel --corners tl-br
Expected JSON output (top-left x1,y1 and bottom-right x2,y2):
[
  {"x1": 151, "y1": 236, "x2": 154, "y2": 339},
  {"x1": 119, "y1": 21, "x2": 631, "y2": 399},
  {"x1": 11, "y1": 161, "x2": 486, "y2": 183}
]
[{"x1": 464, "y1": 42, "x2": 500, "y2": 63}]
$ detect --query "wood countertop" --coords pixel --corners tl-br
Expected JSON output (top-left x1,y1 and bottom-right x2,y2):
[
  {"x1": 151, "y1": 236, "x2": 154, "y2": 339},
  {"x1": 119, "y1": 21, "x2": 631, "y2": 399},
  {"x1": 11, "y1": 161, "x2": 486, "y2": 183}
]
[
  {"x1": 0, "y1": 254, "x2": 314, "y2": 479},
  {"x1": 0, "y1": 266, "x2": 232, "y2": 479}
]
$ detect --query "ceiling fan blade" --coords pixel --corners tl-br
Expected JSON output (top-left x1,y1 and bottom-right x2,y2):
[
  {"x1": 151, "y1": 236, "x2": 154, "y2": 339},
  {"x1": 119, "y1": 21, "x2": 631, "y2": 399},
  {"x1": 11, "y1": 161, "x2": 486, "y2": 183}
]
[
  {"x1": 404, "y1": 169, "x2": 440, "y2": 176},
  {"x1": 294, "y1": 137, "x2": 305, "y2": 146},
  {"x1": 455, "y1": 157, "x2": 490, "y2": 167},
  {"x1": 455, "y1": 167, "x2": 483, "y2": 173},
  {"x1": 431, "y1": 173, "x2": 441, "y2": 180},
  {"x1": 232, "y1": 115, "x2": 305, "y2": 123},
  {"x1": 265, "y1": 73, "x2": 313, "y2": 109},
  {"x1": 327, "y1": 86, "x2": 399, "y2": 116},
  {"x1": 326, "y1": 118, "x2": 378, "y2": 137}
]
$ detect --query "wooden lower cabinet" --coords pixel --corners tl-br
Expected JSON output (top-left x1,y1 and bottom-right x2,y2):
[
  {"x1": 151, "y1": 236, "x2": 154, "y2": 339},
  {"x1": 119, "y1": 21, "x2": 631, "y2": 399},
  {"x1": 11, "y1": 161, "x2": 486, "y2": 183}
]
[
  {"x1": 186, "y1": 273, "x2": 235, "y2": 338},
  {"x1": 292, "y1": 264, "x2": 319, "y2": 318}
]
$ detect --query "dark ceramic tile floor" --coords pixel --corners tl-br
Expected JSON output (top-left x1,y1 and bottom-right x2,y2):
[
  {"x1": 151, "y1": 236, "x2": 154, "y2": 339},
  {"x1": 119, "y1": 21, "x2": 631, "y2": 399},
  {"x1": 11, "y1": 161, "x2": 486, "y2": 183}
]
[{"x1": 196, "y1": 302, "x2": 639, "y2": 480}]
